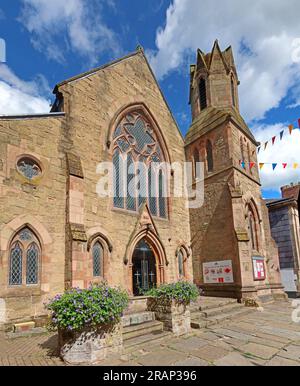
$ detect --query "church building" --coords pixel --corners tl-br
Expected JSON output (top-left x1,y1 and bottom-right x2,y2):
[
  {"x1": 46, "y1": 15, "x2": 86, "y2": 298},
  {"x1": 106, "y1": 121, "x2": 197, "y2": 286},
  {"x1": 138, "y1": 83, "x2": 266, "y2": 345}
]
[{"x1": 0, "y1": 41, "x2": 285, "y2": 327}]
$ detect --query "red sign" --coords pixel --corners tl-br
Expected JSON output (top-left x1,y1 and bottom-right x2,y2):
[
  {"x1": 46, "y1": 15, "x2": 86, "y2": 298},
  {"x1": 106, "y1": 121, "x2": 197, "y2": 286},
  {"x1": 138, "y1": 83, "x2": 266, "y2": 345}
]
[{"x1": 252, "y1": 257, "x2": 266, "y2": 281}]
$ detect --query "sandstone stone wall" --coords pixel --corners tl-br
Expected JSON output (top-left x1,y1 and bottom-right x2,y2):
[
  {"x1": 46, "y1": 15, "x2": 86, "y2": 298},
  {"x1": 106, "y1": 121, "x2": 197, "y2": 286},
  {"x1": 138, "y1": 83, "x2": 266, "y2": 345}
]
[
  {"x1": 0, "y1": 115, "x2": 67, "y2": 324},
  {"x1": 57, "y1": 51, "x2": 193, "y2": 293}
]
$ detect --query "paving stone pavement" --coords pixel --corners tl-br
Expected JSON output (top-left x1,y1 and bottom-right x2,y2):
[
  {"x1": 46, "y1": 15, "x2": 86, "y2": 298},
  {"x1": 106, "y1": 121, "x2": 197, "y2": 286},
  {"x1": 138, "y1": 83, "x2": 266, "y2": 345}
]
[{"x1": 1, "y1": 301, "x2": 300, "y2": 366}]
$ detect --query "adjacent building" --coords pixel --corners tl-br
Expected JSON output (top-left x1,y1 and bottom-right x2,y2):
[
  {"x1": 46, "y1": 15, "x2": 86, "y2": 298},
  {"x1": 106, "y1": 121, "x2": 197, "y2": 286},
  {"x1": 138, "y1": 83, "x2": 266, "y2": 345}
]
[{"x1": 266, "y1": 183, "x2": 300, "y2": 297}]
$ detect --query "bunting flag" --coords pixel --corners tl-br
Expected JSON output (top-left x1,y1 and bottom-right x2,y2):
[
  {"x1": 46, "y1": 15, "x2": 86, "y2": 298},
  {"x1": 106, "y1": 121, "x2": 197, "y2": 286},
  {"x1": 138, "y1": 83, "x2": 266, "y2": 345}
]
[
  {"x1": 255, "y1": 117, "x2": 300, "y2": 153},
  {"x1": 239, "y1": 161, "x2": 300, "y2": 171}
]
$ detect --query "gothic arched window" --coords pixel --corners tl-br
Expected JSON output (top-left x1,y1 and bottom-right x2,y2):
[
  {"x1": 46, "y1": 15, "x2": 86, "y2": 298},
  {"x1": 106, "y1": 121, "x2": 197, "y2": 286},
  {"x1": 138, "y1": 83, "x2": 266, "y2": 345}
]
[
  {"x1": 199, "y1": 78, "x2": 207, "y2": 110},
  {"x1": 231, "y1": 76, "x2": 236, "y2": 107},
  {"x1": 92, "y1": 241, "x2": 104, "y2": 278},
  {"x1": 206, "y1": 140, "x2": 213, "y2": 172},
  {"x1": 193, "y1": 149, "x2": 200, "y2": 179},
  {"x1": 248, "y1": 205, "x2": 259, "y2": 252},
  {"x1": 178, "y1": 249, "x2": 184, "y2": 278},
  {"x1": 112, "y1": 111, "x2": 167, "y2": 218},
  {"x1": 9, "y1": 228, "x2": 40, "y2": 286},
  {"x1": 240, "y1": 137, "x2": 245, "y2": 169}
]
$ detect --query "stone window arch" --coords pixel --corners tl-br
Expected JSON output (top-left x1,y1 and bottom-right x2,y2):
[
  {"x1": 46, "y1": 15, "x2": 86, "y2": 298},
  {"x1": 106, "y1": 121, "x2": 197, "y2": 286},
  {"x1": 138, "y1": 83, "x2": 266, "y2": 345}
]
[
  {"x1": 111, "y1": 108, "x2": 168, "y2": 219},
  {"x1": 199, "y1": 78, "x2": 207, "y2": 110},
  {"x1": 9, "y1": 227, "x2": 40, "y2": 286},
  {"x1": 247, "y1": 203, "x2": 260, "y2": 252},
  {"x1": 176, "y1": 245, "x2": 190, "y2": 279}
]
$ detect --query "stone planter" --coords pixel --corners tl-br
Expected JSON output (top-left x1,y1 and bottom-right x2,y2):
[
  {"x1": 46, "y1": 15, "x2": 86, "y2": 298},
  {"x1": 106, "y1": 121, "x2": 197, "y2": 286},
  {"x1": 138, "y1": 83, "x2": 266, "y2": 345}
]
[
  {"x1": 147, "y1": 297, "x2": 191, "y2": 336},
  {"x1": 58, "y1": 322, "x2": 123, "y2": 365}
]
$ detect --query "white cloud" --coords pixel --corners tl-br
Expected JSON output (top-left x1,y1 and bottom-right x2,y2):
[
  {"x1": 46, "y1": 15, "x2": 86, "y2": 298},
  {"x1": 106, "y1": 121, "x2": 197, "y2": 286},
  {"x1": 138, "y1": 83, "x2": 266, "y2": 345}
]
[
  {"x1": 19, "y1": 0, "x2": 120, "y2": 65},
  {"x1": 147, "y1": 0, "x2": 300, "y2": 122},
  {"x1": 0, "y1": 64, "x2": 50, "y2": 115},
  {"x1": 252, "y1": 122, "x2": 300, "y2": 192}
]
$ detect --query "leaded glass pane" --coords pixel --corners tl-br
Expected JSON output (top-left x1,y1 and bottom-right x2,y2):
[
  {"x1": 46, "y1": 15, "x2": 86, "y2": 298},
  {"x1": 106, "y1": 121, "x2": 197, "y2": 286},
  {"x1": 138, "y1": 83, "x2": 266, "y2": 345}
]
[
  {"x1": 17, "y1": 157, "x2": 41, "y2": 180},
  {"x1": 158, "y1": 170, "x2": 167, "y2": 218},
  {"x1": 127, "y1": 118, "x2": 155, "y2": 153},
  {"x1": 117, "y1": 138, "x2": 130, "y2": 152},
  {"x1": 26, "y1": 243, "x2": 39, "y2": 285},
  {"x1": 126, "y1": 154, "x2": 136, "y2": 211},
  {"x1": 19, "y1": 228, "x2": 33, "y2": 241},
  {"x1": 113, "y1": 150, "x2": 124, "y2": 208},
  {"x1": 93, "y1": 242, "x2": 103, "y2": 277},
  {"x1": 148, "y1": 165, "x2": 157, "y2": 216},
  {"x1": 112, "y1": 112, "x2": 167, "y2": 218},
  {"x1": 9, "y1": 242, "x2": 22, "y2": 286},
  {"x1": 178, "y1": 250, "x2": 184, "y2": 277}
]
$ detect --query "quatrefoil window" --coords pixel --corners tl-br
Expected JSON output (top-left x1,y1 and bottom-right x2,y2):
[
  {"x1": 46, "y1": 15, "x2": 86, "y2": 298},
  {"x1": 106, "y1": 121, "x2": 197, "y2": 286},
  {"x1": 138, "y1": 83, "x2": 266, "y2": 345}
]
[{"x1": 17, "y1": 157, "x2": 42, "y2": 180}]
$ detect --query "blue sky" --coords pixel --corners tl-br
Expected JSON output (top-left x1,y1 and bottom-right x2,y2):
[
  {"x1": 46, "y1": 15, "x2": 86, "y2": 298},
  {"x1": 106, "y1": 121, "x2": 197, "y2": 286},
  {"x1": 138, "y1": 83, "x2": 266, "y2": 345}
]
[{"x1": 0, "y1": 0, "x2": 300, "y2": 198}]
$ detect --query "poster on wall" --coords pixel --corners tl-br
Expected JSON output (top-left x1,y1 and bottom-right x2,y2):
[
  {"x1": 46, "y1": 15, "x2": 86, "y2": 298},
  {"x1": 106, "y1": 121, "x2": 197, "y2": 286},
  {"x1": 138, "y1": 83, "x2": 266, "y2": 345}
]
[
  {"x1": 203, "y1": 260, "x2": 234, "y2": 284},
  {"x1": 252, "y1": 256, "x2": 266, "y2": 280}
]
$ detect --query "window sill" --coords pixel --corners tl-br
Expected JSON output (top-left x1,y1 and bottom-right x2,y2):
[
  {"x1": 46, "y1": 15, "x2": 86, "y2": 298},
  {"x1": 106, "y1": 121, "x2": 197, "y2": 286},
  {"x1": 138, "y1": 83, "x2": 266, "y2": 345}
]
[{"x1": 3, "y1": 286, "x2": 42, "y2": 298}]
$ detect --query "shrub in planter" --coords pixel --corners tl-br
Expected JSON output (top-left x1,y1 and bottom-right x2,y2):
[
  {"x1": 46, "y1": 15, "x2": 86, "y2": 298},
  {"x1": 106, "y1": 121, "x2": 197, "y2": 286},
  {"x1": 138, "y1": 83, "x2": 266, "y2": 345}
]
[
  {"x1": 146, "y1": 281, "x2": 199, "y2": 305},
  {"x1": 146, "y1": 281, "x2": 199, "y2": 336},
  {"x1": 46, "y1": 283, "x2": 129, "y2": 364}
]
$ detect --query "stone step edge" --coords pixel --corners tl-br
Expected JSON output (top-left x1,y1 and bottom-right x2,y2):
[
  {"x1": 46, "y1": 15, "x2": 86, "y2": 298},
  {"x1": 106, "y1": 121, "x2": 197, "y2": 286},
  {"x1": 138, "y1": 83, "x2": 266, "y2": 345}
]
[
  {"x1": 191, "y1": 303, "x2": 245, "y2": 317},
  {"x1": 124, "y1": 331, "x2": 171, "y2": 350},
  {"x1": 123, "y1": 321, "x2": 163, "y2": 338}
]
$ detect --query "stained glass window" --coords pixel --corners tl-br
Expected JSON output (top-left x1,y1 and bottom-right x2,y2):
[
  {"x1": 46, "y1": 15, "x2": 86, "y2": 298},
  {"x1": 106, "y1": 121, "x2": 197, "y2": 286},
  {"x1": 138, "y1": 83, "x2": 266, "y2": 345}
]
[
  {"x1": 9, "y1": 228, "x2": 40, "y2": 286},
  {"x1": 26, "y1": 243, "x2": 39, "y2": 285},
  {"x1": 17, "y1": 157, "x2": 42, "y2": 180},
  {"x1": 9, "y1": 242, "x2": 23, "y2": 285},
  {"x1": 93, "y1": 242, "x2": 103, "y2": 277},
  {"x1": 112, "y1": 111, "x2": 168, "y2": 218}
]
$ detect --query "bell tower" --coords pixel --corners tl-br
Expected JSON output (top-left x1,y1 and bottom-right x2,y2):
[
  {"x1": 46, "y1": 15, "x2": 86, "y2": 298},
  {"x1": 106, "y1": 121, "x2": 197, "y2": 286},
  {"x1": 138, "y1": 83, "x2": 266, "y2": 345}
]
[{"x1": 186, "y1": 40, "x2": 285, "y2": 302}]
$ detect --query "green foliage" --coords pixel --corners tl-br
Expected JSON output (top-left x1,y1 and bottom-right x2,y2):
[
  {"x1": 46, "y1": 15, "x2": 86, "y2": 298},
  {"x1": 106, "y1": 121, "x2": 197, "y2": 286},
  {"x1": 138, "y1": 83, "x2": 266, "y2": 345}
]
[
  {"x1": 146, "y1": 281, "x2": 199, "y2": 304},
  {"x1": 46, "y1": 283, "x2": 129, "y2": 332}
]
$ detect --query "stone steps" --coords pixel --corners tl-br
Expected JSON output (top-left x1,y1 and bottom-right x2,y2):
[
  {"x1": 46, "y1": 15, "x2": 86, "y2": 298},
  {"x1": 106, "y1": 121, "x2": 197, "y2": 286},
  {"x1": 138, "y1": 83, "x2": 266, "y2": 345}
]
[
  {"x1": 191, "y1": 307, "x2": 253, "y2": 329},
  {"x1": 123, "y1": 320, "x2": 164, "y2": 340},
  {"x1": 190, "y1": 296, "x2": 254, "y2": 329},
  {"x1": 124, "y1": 331, "x2": 171, "y2": 352}
]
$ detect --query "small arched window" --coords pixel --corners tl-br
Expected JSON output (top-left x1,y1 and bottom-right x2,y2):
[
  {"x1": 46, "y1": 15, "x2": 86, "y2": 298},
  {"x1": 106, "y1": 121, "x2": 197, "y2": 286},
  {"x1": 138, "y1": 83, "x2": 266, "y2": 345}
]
[
  {"x1": 199, "y1": 78, "x2": 207, "y2": 110},
  {"x1": 178, "y1": 250, "x2": 184, "y2": 278},
  {"x1": 231, "y1": 76, "x2": 236, "y2": 107},
  {"x1": 193, "y1": 149, "x2": 200, "y2": 179},
  {"x1": 206, "y1": 140, "x2": 213, "y2": 172},
  {"x1": 248, "y1": 205, "x2": 259, "y2": 252},
  {"x1": 247, "y1": 143, "x2": 252, "y2": 174},
  {"x1": 240, "y1": 137, "x2": 245, "y2": 169},
  {"x1": 9, "y1": 227, "x2": 40, "y2": 286},
  {"x1": 92, "y1": 241, "x2": 104, "y2": 278}
]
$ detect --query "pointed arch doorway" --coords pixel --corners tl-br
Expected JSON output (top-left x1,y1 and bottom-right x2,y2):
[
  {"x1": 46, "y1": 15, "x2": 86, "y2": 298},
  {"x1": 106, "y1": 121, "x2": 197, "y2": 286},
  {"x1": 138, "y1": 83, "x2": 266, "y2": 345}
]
[{"x1": 132, "y1": 239, "x2": 157, "y2": 296}]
